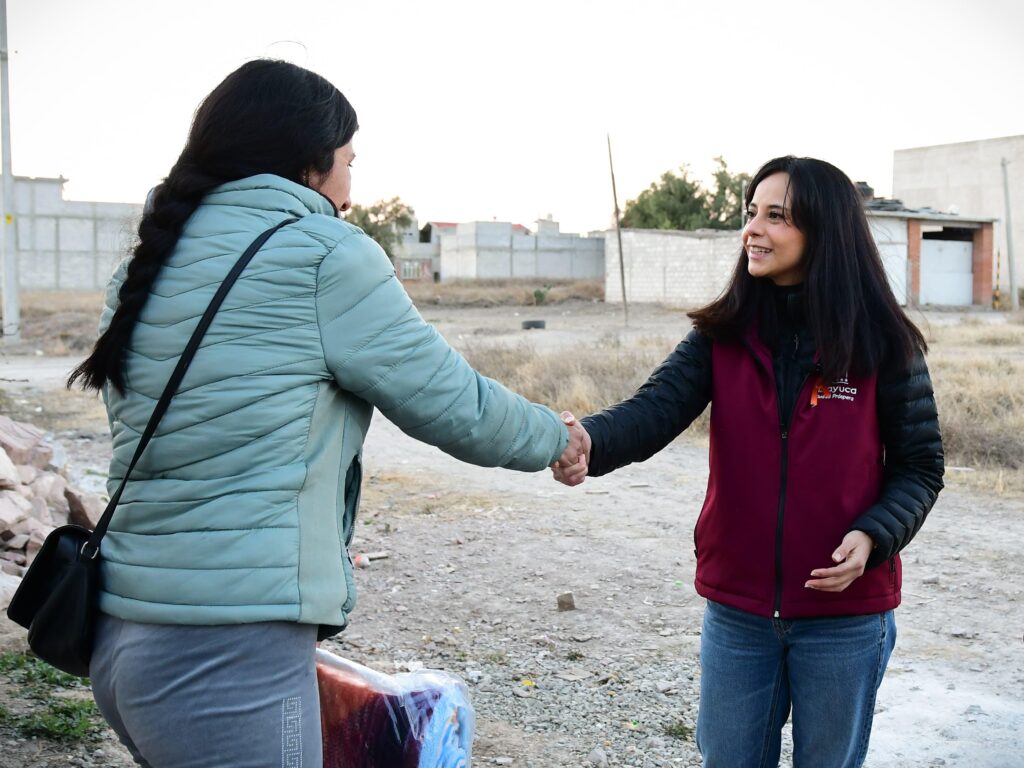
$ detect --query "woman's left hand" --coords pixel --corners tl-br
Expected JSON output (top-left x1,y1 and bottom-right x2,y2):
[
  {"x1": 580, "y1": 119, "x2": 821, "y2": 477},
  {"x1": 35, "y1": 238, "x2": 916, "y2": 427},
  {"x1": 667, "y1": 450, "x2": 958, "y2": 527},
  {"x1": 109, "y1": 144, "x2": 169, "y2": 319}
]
[{"x1": 805, "y1": 531, "x2": 875, "y2": 592}]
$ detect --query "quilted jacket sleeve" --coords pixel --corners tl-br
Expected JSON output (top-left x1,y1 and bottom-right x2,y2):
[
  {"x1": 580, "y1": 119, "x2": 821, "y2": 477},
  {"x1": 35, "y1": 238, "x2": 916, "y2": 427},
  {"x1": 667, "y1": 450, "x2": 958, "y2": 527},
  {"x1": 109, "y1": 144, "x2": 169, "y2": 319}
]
[
  {"x1": 314, "y1": 231, "x2": 568, "y2": 471},
  {"x1": 851, "y1": 348, "x2": 944, "y2": 569},
  {"x1": 581, "y1": 329, "x2": 713, "y2": 477}
]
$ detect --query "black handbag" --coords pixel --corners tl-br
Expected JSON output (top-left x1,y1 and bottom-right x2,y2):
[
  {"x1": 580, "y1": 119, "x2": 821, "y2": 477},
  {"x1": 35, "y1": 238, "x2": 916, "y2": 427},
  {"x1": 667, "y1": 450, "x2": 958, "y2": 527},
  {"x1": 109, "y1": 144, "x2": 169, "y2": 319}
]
[{"x1": 6, "y1": 218, "x2": 298, "y2": 676}]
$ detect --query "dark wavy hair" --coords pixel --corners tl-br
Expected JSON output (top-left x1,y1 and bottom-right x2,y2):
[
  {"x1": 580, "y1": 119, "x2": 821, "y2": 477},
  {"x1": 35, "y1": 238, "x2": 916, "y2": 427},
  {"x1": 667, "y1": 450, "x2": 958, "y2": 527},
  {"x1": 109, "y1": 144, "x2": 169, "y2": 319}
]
[
  {"x1": 688, "y1": 155, "x2": 926, "y2": 381},
  {"x1": 69, "y1": 59, "x2": 358, "y2": 394}
]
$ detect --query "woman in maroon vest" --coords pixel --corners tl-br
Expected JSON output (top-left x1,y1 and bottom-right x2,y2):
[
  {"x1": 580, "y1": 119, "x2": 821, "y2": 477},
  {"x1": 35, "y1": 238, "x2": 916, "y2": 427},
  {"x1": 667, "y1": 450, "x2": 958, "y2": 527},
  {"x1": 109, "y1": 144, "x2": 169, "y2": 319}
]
[{"x1": 553, "y1": 156, "x2": 944, "y2": 767}]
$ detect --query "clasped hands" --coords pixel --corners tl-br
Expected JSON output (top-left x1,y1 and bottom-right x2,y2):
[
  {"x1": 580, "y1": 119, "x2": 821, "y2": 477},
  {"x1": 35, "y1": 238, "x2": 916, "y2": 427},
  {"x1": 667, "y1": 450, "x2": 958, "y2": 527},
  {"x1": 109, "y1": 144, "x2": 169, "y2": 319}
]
[{"x1": 551, "y1": 411, "x2": 591, "y2": 486}]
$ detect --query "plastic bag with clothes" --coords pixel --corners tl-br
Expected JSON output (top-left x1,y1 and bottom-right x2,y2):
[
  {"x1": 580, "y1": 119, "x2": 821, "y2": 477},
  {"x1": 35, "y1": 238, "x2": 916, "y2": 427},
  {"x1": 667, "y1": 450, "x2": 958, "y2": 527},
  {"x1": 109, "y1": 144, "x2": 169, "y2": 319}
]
[{"x1": 316, "y1": 648, "x2": 474, "y2": 768}]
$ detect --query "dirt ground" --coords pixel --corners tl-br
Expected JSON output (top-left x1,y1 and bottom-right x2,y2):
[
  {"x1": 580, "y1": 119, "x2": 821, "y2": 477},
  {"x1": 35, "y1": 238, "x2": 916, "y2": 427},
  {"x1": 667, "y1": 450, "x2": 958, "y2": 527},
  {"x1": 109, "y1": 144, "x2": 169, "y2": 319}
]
[{"x1": 0, "y1": 300, "x2": 1022, "y2": 767}]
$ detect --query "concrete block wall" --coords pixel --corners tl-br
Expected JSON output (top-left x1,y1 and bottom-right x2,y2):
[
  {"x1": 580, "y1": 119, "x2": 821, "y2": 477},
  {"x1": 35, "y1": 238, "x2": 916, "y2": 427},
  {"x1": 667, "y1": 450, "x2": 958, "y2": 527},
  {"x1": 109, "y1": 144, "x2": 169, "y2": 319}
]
[
  {"x1": 605, "y1": 229, "x2": 740, "y2": 307},
  {"x1": 10, "y1": 176, "x2": 142, "y2": 291},
  {"x1": 440, "y1": 222, "x2": 604, "y2": 281},
  {"x1": 440, "y1": 234, "x2": 475, "y2": 279}
]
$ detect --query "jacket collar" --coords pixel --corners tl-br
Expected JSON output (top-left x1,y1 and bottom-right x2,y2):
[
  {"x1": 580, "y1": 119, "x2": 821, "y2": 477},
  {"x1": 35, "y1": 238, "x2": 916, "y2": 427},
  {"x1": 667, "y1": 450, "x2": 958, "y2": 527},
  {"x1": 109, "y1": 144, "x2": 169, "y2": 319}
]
[{"x1": 204, "y1": 174, "x2": 338, "y2": 219}]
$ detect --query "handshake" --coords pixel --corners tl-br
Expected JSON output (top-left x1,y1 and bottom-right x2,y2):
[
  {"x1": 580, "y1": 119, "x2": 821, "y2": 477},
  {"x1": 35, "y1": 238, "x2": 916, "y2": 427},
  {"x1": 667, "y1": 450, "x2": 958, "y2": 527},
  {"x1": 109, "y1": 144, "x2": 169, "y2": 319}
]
[{"x1": 551, "y1": 411, "x2": 591, "y2": 487}]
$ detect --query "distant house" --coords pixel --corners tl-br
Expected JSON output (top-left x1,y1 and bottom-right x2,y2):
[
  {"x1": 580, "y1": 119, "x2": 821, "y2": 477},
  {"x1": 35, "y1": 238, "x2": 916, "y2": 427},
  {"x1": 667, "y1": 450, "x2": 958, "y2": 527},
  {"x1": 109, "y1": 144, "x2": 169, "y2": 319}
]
[
  {"x1": 894, "y1": 135, "x2": 1022, "y2": 307},
  {"x1": 864, "y1": 197, "x2": 994, "y2": 307},
  {"x1": 391, "y1": 216, "x2": 604, "y2": 282},
  {"x1": 420, "y1": 221, "x2": 459, "y2": 243},
  {"x1": 439, "y1": 217, "x2": 604, "y2": 281}
]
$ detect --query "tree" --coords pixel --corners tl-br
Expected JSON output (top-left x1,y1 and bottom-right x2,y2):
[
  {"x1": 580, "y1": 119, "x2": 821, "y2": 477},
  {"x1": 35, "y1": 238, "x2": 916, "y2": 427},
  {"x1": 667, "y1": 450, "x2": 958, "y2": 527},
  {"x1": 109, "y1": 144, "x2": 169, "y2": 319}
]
[
  {"x1": 345, "y1": 198, "x2": 415, "y2": 261},
  {"x1": 705, "y1": 156, "x2": 751, "y2": 230},
  {"x1": 620, "y1": 167, "x2": 708, "y2": 230},
  {"x1": 620, "y1": 158, "x2": 750, "y2": 231}
]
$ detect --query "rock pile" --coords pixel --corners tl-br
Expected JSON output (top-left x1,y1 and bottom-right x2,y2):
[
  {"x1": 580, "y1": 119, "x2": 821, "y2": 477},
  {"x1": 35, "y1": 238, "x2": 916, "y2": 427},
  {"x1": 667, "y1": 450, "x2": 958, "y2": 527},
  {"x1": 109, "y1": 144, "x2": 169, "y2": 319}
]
[{"x1": 0, "y1": 415, "x2": 106, "y2": 608}]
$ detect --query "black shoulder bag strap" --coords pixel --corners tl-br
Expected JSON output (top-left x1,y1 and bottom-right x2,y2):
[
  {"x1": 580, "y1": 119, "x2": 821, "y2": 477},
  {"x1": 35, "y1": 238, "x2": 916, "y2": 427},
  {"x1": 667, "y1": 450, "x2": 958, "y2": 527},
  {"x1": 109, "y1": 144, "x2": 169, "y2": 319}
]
[{"x1": 82, "y1": 217, "x2": 298, "y2": 558}]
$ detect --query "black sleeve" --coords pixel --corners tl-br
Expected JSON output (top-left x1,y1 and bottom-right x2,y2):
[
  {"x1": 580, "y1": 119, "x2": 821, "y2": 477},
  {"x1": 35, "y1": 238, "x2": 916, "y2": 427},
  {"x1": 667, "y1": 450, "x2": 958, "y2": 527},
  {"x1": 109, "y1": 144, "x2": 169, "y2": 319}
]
[
  {"x1": 580, "y1": 328, "x2": 713, "y2": 477},
  {"x1": 851, "y1": 349, "x2": 945, "y2": 569}
]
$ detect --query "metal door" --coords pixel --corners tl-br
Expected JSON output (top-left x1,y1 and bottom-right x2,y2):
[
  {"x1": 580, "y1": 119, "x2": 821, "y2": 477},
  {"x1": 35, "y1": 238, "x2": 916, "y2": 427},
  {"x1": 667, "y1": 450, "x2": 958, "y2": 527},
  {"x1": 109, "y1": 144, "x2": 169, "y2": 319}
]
[{"x1": 920, "y1": 240, "x2": 973, "y2": 306}]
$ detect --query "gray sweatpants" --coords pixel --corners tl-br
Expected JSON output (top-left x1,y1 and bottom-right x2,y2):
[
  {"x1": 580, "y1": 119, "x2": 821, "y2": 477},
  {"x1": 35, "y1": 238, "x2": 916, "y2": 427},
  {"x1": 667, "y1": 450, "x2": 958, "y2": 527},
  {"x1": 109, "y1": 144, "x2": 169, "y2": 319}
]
[{"x1": 90, "y1": 613, "x2": 322, "y2": 767}]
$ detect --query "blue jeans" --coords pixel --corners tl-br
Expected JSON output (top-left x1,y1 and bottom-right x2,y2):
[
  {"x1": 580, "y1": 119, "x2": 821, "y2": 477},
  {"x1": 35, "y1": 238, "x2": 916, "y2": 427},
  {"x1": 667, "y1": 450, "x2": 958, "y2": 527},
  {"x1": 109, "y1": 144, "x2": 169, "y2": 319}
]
[{"x1": 697, "y1": 600, "x2": 896, "y2": 768}]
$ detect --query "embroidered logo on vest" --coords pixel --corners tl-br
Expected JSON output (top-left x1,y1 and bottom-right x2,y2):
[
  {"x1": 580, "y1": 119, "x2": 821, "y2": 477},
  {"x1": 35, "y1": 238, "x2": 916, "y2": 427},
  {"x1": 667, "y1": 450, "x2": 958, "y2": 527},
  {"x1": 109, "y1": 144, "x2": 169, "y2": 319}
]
[{"x1": 810, "y1": 376, "x2": 858, "y2": 406}]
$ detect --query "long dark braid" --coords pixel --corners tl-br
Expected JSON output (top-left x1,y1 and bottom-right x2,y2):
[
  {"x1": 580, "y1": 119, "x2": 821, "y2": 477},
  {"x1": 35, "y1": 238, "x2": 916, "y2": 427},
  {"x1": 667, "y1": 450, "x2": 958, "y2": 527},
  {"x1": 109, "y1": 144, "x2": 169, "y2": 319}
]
[{"x1": 68, "y1": 60, "x2": 358, "y2": 394}]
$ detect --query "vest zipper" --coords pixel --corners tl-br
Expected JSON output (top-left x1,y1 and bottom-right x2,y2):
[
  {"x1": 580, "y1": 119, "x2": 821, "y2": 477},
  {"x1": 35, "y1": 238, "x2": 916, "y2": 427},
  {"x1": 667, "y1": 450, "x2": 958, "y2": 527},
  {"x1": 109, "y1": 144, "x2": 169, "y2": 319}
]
[
  {"x1": 774, "y1": 343, "x2": 812, "y2": 619},
  {"x1": 772, "y1": 332, "x2": 802, "y2": 617},
  {"x1": 742, "y1": 337, "x2": 811, "y2": 620},
  {"x1": 774, "y1": 428, "x2": 789, "y2": 619}
]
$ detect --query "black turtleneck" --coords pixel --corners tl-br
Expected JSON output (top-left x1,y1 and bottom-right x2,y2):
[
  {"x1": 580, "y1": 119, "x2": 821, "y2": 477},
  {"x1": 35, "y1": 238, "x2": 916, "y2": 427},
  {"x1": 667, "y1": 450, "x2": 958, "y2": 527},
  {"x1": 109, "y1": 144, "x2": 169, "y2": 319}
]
[{"x1": 764, "y1": 283, "x2": 817, "y2": 429}]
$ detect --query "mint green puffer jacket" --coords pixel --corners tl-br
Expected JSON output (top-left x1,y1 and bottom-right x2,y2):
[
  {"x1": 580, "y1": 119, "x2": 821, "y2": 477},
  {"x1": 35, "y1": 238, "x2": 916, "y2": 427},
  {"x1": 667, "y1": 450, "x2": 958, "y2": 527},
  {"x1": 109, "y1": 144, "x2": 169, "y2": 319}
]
[{"x1": 97, "y1": 175, "x2": 568, "y2": 629}]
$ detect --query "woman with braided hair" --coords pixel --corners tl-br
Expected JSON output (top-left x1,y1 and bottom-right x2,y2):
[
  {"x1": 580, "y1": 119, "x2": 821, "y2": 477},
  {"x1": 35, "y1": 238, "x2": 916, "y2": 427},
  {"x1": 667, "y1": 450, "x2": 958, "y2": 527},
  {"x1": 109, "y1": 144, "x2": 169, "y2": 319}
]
[{"x1": 70, "y1": 59, "x2": 587, "y2": 766}]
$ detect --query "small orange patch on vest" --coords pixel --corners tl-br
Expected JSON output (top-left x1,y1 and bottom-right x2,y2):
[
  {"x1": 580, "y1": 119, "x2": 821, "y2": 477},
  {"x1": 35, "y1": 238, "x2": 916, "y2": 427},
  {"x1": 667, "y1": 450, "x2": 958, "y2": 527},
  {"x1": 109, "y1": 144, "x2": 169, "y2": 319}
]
[{"x1": 810, "y1": 379, "x2": 832, "y2": 407}]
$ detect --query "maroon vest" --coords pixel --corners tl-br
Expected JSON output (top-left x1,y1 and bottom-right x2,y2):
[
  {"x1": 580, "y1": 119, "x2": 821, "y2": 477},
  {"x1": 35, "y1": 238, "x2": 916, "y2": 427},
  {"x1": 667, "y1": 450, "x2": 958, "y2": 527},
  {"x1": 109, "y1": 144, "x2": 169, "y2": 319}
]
[{"x1": 694, "y1": 330, "x2": 901, "y2": 618}]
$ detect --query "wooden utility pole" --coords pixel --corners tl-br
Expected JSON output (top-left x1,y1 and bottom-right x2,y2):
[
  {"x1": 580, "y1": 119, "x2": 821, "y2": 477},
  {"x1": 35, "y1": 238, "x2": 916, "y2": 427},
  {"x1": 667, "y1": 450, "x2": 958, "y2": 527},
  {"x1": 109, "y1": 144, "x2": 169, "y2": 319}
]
[{"x1": 606, "y1": 134, "x2": 628, "y2": 325}]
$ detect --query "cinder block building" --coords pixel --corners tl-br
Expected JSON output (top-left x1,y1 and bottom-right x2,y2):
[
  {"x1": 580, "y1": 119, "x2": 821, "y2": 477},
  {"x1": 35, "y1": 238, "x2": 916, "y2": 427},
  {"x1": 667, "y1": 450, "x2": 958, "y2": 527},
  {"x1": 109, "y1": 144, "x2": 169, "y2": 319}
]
[
  {"x1": 438, "y1": 218, "x2": 604, "y2": 281},
  {"x1": 866, "y1": 204, "x2": 994, "y2": 307},
  {"x1": 893, "y1": 135, "x2": 1022, "y2": 306}
]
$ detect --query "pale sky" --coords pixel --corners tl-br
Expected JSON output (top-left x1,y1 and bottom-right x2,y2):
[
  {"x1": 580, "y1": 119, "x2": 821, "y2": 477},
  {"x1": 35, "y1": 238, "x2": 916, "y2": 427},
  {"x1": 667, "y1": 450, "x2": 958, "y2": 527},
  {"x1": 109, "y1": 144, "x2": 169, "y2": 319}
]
[{"x1": 8, "y1": 0, "x2": 1024, "y2": 234}]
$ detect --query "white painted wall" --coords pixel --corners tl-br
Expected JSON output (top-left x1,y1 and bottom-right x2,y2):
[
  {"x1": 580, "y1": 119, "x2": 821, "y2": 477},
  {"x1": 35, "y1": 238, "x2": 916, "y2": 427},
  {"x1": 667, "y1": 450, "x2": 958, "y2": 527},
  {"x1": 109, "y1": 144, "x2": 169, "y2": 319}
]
[
  {"x1": 604, "y1": 229, "x2": 740, "y2": 307},
  {"x1": 605, "y1": 219, "x2": 923, "y2": 308},
  {"x1": 868, "y1": 215, "x2": 909, "y2": 306},
  {"x1": 440, "y1": 221, "x2": 604, "y2": 281},
  {"x1": 10, "y1": 176, "x2": 142, "y2": 291}
]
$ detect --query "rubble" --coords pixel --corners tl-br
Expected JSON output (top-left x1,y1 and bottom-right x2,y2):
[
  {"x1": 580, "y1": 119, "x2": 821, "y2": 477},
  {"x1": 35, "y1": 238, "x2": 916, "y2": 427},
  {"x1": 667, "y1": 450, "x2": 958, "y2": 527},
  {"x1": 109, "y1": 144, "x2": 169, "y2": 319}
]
[
  {"x1": 0, "y1": 415, "x2": 108, "y2": 606},
  {"x1": 0, "y1": 415, "x2": 53, "y2": 469}
]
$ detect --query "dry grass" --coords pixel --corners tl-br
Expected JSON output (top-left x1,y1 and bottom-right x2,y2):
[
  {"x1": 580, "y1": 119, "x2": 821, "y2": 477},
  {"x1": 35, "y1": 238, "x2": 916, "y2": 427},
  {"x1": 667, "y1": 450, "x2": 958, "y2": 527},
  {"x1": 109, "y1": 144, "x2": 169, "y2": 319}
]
[
  {"x1": 464, "y1": 323, "x2": 1023, "y2": 492},
  {"x1": 404, "y1": 278, "x2": 604, "y2": 308},
  {"x1": 918, "y1": 315, "x2": 1024, "y2": 491},
  {"x1": 929, "y1": 355, "x2": 1024, "y2": 474},
  {"x1": 463, "y1": 335, "x2": 711, "y2": 435},
  {"x1": 6, "y1": 291, "x2": 1024, "y2": 492},
  {"x1": 924, "y1": 320, "x2": 1024, "y2": 349},
  {"x1": 8, "y1": 291, "x2": 104, "y2": 356},
  {"x1": 0, "y1": 387, "x2": 108, "y2": 435}
]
